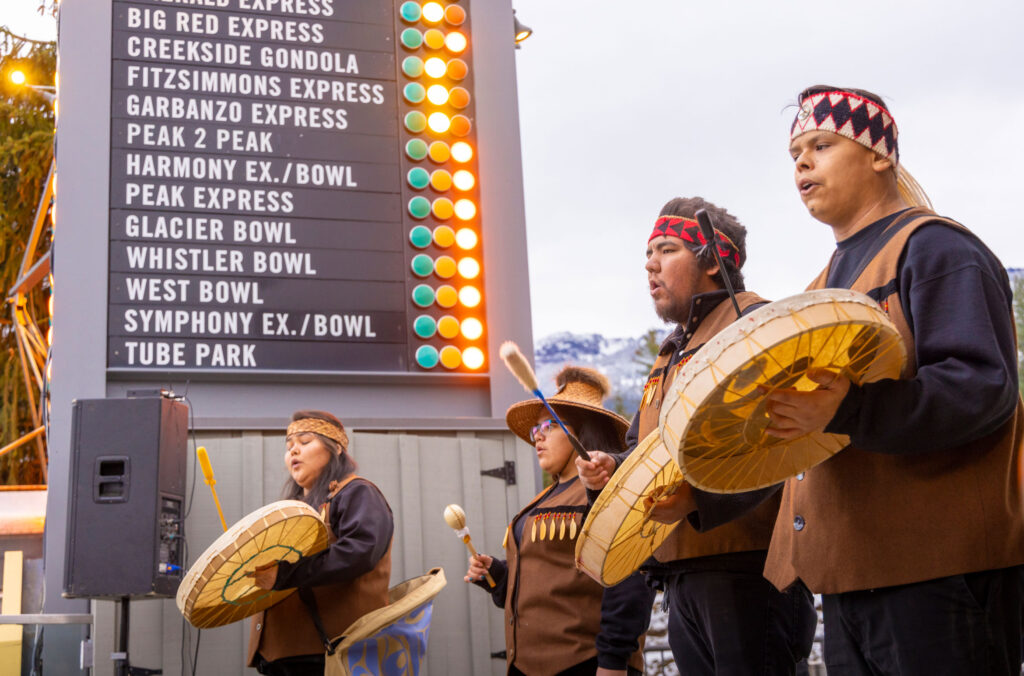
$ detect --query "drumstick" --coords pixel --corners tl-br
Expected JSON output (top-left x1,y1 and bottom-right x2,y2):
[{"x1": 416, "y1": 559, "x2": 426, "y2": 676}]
[
  {"x1": 499, "y1": 341, "x2": 592, "y2": 461},
  {"x1": 444, "y1": 504, "x2": 495, "y2": 587},
  {"x1": 197, "y1": 446, "x2": 228, "y2": 532},
  {"x1": 695, "y1": 209, "x2": 742, "y2": 320}
]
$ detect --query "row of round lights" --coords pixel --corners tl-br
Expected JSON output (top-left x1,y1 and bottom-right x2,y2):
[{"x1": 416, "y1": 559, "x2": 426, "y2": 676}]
[{"x1": 400, "y1": 1, "x2": 484, "y2": 371}]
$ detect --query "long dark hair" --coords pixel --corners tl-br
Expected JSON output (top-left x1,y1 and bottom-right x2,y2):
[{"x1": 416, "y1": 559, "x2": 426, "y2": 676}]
[
  {"x1": 282, "y1": 410, "x2": 357, "y2": 508},
  {"x1": 556, "y1": 407, "x2": 628, "y2": 475}
]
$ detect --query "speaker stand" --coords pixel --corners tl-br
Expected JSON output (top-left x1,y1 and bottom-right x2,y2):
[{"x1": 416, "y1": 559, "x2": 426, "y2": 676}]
[{"x1": 112, "y1": 597, "x2": 162, "y2": 676}]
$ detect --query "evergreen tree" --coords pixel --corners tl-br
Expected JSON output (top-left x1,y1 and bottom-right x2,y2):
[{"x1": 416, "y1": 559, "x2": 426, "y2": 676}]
[{"x1": 1, "y1": 18, "x2": 55, "y2": 484}]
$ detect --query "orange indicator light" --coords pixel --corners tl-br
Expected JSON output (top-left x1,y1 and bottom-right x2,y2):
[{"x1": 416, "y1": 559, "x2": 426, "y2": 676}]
[
  {"x1": 428, "y1": 112, "x2": 451, "y2": 132},
  {"x1": 433, "y1": 225, "x2": 456, "y2": 248},
  {"x1": 436, "y1": 285, "x2": 458, "y2": 308},
  {"x1": 430, "y1": 169, "x2": 453, "y2": 191},
  {"x1": 427, "y1": 84, "x2": 450, "y2": 105},
  {"x1": 424, "y1": 28, "x2": 446, "y2": 50},
  {"x1": 439, "y1": 345, "x2": 462, "y2": 369},
  {"x1": 455, "y1": 228, "x2": 478, "y2": 249},
  {"x1": 434, "y1": 255, "x2": 457, "y2": 278},
  {"x1": 432, "y1": 197, "x2": 454, "y2": 219},
  {"x1": 445, "y1": 31, "x2": 467, "y2": 53},
  {"x1": 446, "y1": 59, "x2": 468, "y2": 80},
  {"x1": 444, "y1": 4, "x2": 466, "y2": 26},
  {"x1": 454, "y1": 199, "x2": 476, "y2": 220},
  {"x1": 463, "y1": 346, "x2": 485, "y2": 370},
  {"x1": 437, "y1": 315, "x2": 460, "y2": 339},
  {"x1": 457, "y1": 257, "x2": 480, "y2": 279},
  {"x1": 448, "y1": 87, "x2": 470, "y2": 109},
  {"x1": 428, "y1": 141, "x2": 451, "y2": 162},
  {"x1": 424, "y1": 57, "x2": 447, "y2": 78},
  {"x1": 461, "y1": 318, "x2": 483, "y2": 340},
  {"x1": 451, "y1": 141, "x2": 473, "y2": 162},
  {"x1": 449, "y1": 115, "x2": 471, "y2": 137},
  {"x1": 452, "y1": 170, "x2": 475, "y2": 191},
  {"x1": 421, "y1": 2, "x2": 444, "y2": 23},
  {"x1": 459, "y1": 285, "x2": 481, "y2": 308}
]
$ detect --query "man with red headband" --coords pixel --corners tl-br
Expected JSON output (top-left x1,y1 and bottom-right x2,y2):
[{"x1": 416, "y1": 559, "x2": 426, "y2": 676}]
[
  {"x1": 578, "y1": 197, "x2": 816, "y2": 675},
  {"x1": 764, "y1": 86, "x2": 1024, "y2": 674}
]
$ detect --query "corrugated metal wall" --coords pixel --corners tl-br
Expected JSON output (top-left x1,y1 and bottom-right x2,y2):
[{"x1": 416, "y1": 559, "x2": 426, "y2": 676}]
[{"x1": 90, "y1": 429, "x2": 539, "y2": 675}]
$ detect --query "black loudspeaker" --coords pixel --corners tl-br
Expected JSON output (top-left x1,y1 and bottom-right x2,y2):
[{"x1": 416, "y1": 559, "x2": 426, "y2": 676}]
[{"x1": 63, "y1": 393, "x2": 187, "y2": 599}]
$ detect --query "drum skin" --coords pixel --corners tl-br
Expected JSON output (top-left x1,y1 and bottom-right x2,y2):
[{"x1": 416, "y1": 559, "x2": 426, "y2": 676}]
[
  {"x1": 575, "y1": 430, "x2": 685, "y2": 587},
  {"x1": 659, "y1": 289, "x2": 906, "y2": 494},
  {"x1": 177, "y1": 500, "x2": 329, "y2": 628}
]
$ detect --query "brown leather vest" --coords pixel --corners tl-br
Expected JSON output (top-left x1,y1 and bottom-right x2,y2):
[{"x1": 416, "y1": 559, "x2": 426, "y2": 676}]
[
  {"x1": 765, "y1": 208, "x2": 1024, "y2": 594},
  {"x1": 636, "y1": 291, "x2": 783, "y2": 562},
  {"x1": 503, "y1": 479, "x2": 645, "y2": 675},
  {"x1": 247, "y1": 476, "x2": 393, "y2": 664}
]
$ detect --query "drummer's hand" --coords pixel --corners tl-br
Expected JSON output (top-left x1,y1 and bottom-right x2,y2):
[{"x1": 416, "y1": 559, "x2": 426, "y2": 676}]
[
  {"x1": 576, "y1": 451, "x2": 615, "y2": 491},
  {"x1": 464, "y1": 553, "x2": 493, "y2": 583},
  {"x1": 248, "y1": 562, "x2": 278, "y2": 590},
  {"x1": 647, "y1": 485, "x2": 696, "y2": 524},
  {"x1": 596, "y1": 669, "x2": 626, "y2": 676},
  {"x1": 763, "y1": 369, "x2": 850, "y2": 439}
]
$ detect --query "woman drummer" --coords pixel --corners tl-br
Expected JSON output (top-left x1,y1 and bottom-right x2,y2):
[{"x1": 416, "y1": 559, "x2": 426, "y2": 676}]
[
  {"x1": 465, "y1": 367, "x2": 653, "y2": 676},
  {"x1": 247, "y1": 410, "x2": 394, "y2": 676}
]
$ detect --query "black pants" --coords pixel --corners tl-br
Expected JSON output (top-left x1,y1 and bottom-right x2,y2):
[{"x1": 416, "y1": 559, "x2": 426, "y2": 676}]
[
  {"x1": 665, "y1": 570, "x2": 817, "y2": 675},
  {"x1": 253, "y1": 652, "x2": 324, "y2": 676},
  {"x1": 822, "y1": 565, "x2": 1023, "y2": 675}
]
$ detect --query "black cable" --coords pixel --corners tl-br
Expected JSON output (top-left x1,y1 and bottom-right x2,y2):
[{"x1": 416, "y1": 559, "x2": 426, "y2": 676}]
[{"x1": 191, "y1": 629, "x2": 201, "y2": 676}]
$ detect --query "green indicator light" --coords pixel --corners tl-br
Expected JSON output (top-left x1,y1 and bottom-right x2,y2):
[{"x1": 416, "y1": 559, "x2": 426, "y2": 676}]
[
  {"x1": 415, "y1": 345, "x2": 439, "y2": 369},
  {"x1": 403, "y1": 83, "x2": 426, "y2": 104},
  {"x1": 411, "y1": 283, "x2": 435, "y2": 306},
  {"x1": 413, "y1": 315, "x2": 437, "y2": 339},
  {"x1": 400, "y1": 28, "x2": 423, "y2": 49},
  {"x1": 407, "y1": 167, "x2": 430, "y2": 189},
  {"x1": 399, "y1": 1, "x2": 422, "y2": 23},
  {"x1": 408, "y1": 196, "x2": 431, "y2": 219},
  {"x1": 411, "y1": 254, "x2": 434, "y2": 276},
  {"x1": 404, "y1": 112, "x2": 427, "y2": 134},
  {"x1": 409, "y1": 226, "x2": 433, "y2": 249},
  {"x1": 401, "y1": 56, "x2": 424, "y2": 78},
  {"x1": 405, "y1": 138, "x2": 428, "y2": 160}
]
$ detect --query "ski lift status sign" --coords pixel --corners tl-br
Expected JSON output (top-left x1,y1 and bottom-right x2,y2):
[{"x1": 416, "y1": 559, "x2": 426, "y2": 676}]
[{"x1": 107, "y1": 0, "x2": 488, "y2": 374}]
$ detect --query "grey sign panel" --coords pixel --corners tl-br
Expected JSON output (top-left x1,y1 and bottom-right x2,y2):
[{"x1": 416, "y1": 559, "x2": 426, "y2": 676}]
[
  {"x1": 108, "y1": 274, "x2": 407, "y2": 310},
  {"x1": 109, "y1": 211, "x2": 405, "y2": 251}
]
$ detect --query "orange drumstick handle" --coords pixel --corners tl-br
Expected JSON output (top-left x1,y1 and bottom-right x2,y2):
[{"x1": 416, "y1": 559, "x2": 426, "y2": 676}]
[
  {"x1": 463, "y1": 536, "x2": 496, "y2": 587},
  {"x1": 197, "y1": 446, "x2": 228, "y2": 532}
]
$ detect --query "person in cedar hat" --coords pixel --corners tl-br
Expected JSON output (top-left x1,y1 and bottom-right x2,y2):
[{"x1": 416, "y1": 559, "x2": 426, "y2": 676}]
[
  {"x1": 247, "y1": 410, "x2": 394, "y2": 676},
  {"x1": 576, "y1": 197, "x2": 817, "y2": 675},
  {"x1": 763, "y1": 85, "x2": 1024, "y2": 674},
  {"x1": 464, "y1": 366, "x2": 653, "y2": 676}
]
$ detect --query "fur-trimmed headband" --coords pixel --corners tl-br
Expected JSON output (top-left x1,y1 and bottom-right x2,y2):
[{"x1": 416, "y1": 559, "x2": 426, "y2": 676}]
[
  {"x1": 791, "y1": 91, "x2": 898, "y2": 162},
  {"x1": 287, "y1": 418, "x2": 349, "y2": 452},
  {"x1": 649, "y1": 216, "x2": 741, "y2": 268}
]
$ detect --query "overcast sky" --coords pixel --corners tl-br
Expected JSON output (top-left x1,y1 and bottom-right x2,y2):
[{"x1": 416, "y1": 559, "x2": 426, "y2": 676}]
[
  {"x1": 6, "y1": 1, "x2": 1023, "y2": 341},
  {"x1": 512, "y1": 0, "x2": 1024, "y2": 339}
]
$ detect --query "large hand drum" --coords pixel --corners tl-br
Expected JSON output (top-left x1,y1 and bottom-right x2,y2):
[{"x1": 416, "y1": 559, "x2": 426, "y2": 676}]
[
  {"x1": 660, "y1": 289, "x2": 906, "y2": 493},
  {"x1": 177, "y1": 500, "x2": 328, "y2": 628},
  {"x1": 575, "y1": 430, "x2": 685, "y2": 587}
]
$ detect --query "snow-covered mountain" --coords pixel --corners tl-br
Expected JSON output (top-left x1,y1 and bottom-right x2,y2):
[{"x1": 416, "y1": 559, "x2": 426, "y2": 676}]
[{"x1": 533, "y1": 329, "x2": 669, "y2": 416}]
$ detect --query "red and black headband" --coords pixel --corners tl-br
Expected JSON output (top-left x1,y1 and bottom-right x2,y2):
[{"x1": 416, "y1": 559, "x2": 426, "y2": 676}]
[
  {"x1": 790, "y1": 91, "x2": 898, "y2": 163},
  {"x1": 648, "y1": 216, "x2": 741, "y2": 268}
]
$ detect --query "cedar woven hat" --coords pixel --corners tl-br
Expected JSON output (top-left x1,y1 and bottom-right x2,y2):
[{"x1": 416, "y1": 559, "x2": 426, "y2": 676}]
[{"x1": 506, "y1": 366, "x2": 629, "y2": 444}]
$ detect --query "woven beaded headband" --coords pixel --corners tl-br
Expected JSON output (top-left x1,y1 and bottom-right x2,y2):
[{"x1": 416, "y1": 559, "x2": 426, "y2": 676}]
[
  {"x1": 287, "y1": 418, "x2": 349, "y2": 452},
  {"x1": 791, "y1": 91, "x2": 898, "y2": 162},
  {"x1": 648, "y1": 216, "x2": 741, "y2": 268}
]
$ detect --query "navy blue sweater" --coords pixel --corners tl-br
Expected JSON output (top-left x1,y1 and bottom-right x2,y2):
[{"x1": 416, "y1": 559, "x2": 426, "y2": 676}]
[{"x1": 824, "y1": 211, "x2": 1019, "y2": 452}]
